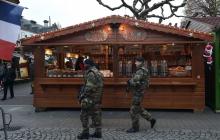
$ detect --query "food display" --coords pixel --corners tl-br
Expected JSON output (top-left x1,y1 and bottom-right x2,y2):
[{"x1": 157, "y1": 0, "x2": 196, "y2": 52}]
[
  {"x1": 47, "y1": 69, "x2": 83, "y2": 78},
  {"x1": 100, "y1": 70, "x2": 113, "y2": 77},
  {"x1": 168, "y1": 66, "x2": 187, "y2": 77}
]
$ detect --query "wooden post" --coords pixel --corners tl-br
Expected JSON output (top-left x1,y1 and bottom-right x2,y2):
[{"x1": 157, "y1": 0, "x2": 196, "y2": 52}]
[
  {"x1": 34, "y1": 46, "x2": 45, "y2": 78},
  {"x1": 215, "y1": 30, "x2": 220, "y2": 112},
  {"x1": 105, "y1": 45, "x2": 108, "y2": 69},
  {"x1": 112, "y1": 45, "x2": 119, "y2": 78},
  {"x1": 191, "y1": 43, "x2": 205, "y2": 79}
]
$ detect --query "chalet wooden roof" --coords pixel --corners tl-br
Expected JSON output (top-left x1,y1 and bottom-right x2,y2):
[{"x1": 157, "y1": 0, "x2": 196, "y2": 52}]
[{"x1": 21, "y1": 15, "x2": 213, "y2": 45}]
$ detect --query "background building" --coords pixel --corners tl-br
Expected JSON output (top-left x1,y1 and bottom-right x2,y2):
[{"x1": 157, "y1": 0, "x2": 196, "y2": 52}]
[
  {"x1": 19, "y1": 17, "x2": 60, "y2": 39},
  {"x1": 14, "y1": 17, "x2": 60, "y2": 80},
  {"x1": 181, "y1": 17, "x2": 220, "y2": 33}
]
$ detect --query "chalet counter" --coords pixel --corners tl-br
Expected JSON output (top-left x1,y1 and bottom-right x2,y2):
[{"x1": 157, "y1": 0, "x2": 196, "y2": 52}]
[{"x1": 34, "y1": 77, "x2": 204, "y2": 111}]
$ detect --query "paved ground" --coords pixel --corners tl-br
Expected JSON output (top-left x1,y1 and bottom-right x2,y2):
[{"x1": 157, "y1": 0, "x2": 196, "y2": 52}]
[
  {"x1": 0, "y1": 82, "x2": 32, "y2": 105},
  {"x1": 0, "y1": 82, "x2": 220, "y2": 140}
]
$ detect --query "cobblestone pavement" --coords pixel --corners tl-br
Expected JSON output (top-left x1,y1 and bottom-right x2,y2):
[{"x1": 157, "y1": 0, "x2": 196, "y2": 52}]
[
  {"x1": 1, "y1": 82, "x2": 220, "y2": 139},
  {"x1": 0, "y1": 105, "x2": 220, "y2": 140},
  {"x1": 1, "y1": 128, "x2": 220, "y2": 140},
  {"x1": 0, "y1": 82, "x2": 32, "y2": 105}
]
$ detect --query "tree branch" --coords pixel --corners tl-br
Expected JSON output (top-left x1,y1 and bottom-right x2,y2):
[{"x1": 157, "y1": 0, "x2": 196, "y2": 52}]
[
  {"x1": 133, "y1": 0, "x2": 144, "y2": 13},
  {"x1": 184, "y1": 0, "x2": 220, "y2": 17},
  {"x1": 96, "y1": 0, "x2": 123, "y2": 10},
  {"x1": 96, "y1": 0, "x2": 187, "y2": 22},
  {"x1": 121, "y1": 0, "x2": 140, "y2": 19}
]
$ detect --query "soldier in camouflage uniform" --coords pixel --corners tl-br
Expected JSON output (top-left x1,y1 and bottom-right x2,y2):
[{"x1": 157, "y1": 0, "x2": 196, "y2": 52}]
[
  {"x1": 77, "y1": 59, "x2": 103, "y2": 139},
  {"x1": 126, "y1": 57, "x2": 156, "y2": 133}
]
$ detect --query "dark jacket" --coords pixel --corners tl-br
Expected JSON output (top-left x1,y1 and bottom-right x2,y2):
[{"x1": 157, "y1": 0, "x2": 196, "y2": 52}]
[
  {"x1": 2, "y1": 67, "x2": 16, "y2": 83},
  {"x1": 0, "y1": 64, "x2": 4, "y2": 81},
  {"x1": 75, "y1": 57, "x2": 84, "y2": 71}
]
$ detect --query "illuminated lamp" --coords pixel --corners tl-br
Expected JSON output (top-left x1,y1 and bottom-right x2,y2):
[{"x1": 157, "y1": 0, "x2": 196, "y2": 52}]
[
  {"x1": 119, "y1": 25, "x2": 125, "y2": 31},
  {"x1": 45, "y1": 49, "x2": 52, "y2": 55},
  {"x1": 66, "y1": 53, "x2": 71, "y2": 58},
  {"x1": 67, "y1": 53, "x2": 77, "y2": 58},
  {"x1": 107, "y1": 26, "x2": 111, "y2": 31},
  {"x1": 74, "y1": 54, "x2": 79, "y2": 58}
]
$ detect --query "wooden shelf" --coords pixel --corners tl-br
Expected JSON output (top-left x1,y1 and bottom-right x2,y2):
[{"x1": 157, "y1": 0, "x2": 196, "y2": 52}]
[
  {"x1": 150, "y1": 81, "x2": 196, "y2": 86},
  {"x1": 104, "y1": 81, "x2": 196, "y2": 86},
  {"x1": 90, "y1": 54, "x2": 112, "y2": 56},
  {"x1": 38, "y1": 77, "x2": 197, "y2": 86}
]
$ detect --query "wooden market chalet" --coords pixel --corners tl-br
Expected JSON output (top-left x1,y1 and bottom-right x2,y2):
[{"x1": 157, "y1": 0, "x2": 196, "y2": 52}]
[{"x1": 21, "y1": 15, "x2": 213, "y2": 111}]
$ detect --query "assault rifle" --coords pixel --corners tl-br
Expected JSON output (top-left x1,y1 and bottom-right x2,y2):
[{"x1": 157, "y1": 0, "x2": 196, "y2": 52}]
[
  {"x1": 77, "y1": 86, "x2": 87, "y2": 103},
  {"x1": 125, "y1": 80, "x2": 131, "y2": 96}
]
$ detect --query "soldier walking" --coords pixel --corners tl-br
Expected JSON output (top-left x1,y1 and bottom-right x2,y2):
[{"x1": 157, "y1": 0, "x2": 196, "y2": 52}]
[
  {"x1": 77, "y1": 59, "x2": 103, "y2": 139},
  {"x1": 126, "y1": 57, "x2": 156, "y2": 133}
]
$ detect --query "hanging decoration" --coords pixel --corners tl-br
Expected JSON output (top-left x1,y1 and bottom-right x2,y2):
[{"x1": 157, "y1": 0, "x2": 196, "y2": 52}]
[{"x1": 203, "y1": 43, "x2": 213, "y2": 65}]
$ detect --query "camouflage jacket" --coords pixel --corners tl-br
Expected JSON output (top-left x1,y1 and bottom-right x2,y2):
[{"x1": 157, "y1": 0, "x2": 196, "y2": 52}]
[
  {"x1": 82, "y1": 66, "x2": 103, "y2": 102},
  {"x1": 129, "y1": 64, "x2": 149, "y2": 91}
]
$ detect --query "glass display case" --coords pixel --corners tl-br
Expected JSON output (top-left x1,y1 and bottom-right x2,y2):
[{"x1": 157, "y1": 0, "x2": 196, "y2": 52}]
[
  {"x1": 116, "y1": 45, "x2": 192, "y2": 78},
  {"x1": 44, "y1": 44, "x2": 192, "y2": 78},
  {"x1": 142, "y1": 45, "x2": 192, "y2": 77},
  {"x1": 44, "y1": 45, "x2": 114, "y2": 78}
]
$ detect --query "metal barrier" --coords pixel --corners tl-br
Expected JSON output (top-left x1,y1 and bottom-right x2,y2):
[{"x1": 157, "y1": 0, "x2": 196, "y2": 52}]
[{"x1": 0, "y1": 107, "x2": 12, "y2": 140}]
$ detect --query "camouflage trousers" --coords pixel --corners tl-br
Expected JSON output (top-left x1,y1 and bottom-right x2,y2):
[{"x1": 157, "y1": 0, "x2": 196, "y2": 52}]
[
  {"x1": 80, "y1": 98, "x2": 102, "y2": 134},
  {"x1": 129, "y1": 94, "x2": 152, "y2": 129}
]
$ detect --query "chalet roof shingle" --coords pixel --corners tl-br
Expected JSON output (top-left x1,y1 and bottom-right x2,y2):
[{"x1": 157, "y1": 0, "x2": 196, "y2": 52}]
[
  {"x1": 21, "y1": 15, "x2": 213, "y2": 45},
  {"x1": 191, "y1": 17, "x2": 220, "y2": 27}
]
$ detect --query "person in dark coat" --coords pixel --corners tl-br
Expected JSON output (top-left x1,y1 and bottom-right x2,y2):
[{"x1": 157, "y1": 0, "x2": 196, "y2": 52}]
[
  {"x1": 0, "y1": 61, "x2": 4, "y2": 91},
  {"x1": 29, "y1": 59, "x2": 34, "y2": 94},
  {"x1": 0, "y1": 61, "x2": 4, "y2": 80},
  {"x1": 1, "y1": 63, "x2": 16, "y2": 100},
  {"x1": 75, "y1": 56, "x2": 85, "y2": 71}
]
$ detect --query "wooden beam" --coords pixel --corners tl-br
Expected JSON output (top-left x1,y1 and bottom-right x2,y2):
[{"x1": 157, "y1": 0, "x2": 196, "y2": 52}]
[{"x1": 22, "y1": 41, "x2": 208, "y2": 47}]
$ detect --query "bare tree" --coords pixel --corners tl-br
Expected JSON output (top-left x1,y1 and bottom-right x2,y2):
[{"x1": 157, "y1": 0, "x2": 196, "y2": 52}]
[
  {"x1": 184, "y1": 0, "x2": 220, "y2": 17},
  {"x1": 96, "y1": 0, "x2": 187, "y2": 23}
]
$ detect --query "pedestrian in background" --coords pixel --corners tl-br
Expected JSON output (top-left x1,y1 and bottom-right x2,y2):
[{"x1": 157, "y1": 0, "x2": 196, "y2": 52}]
[
  {"x1": 29, "y1": 58, "x2": 34, "y2": 94},
  {"x1": 1, "y1": 62, "x2": 16, "y2": 100},
  {"x1": 0, "y1": 60, "x2": 4, "y2": 90},
  {"x1": 75, "y1": 56, "x2": 84, "y2": 71},
  {"x1": 126, "y1": 57, "x2": 156, "y2": 133},
  {"x1": 77, "y1": 59, "x2": 103, "y2": 139}
]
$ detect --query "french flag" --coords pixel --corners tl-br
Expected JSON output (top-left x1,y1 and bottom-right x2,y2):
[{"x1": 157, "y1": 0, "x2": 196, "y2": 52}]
[{"x1": 0, "y1": 0, "x2": 24, "y2": 61}]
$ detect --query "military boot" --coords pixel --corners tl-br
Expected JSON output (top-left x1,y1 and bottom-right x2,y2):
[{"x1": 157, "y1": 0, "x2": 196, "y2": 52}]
[
  {"x1": 90, "y1": 131, "x2": 102, "y2": 138},
  {"x1": 126, "y1": 127, "x2": 139, "y2": 133},
  {"x1": 90, "y1": 128, "x2": 102, "y2": 138},
  {"x1": 150, "y1": 118, "x2": 156, "y2": 128},
  {"x1": 77, "y1": 132, "x2": 89, "y2": 139}
]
